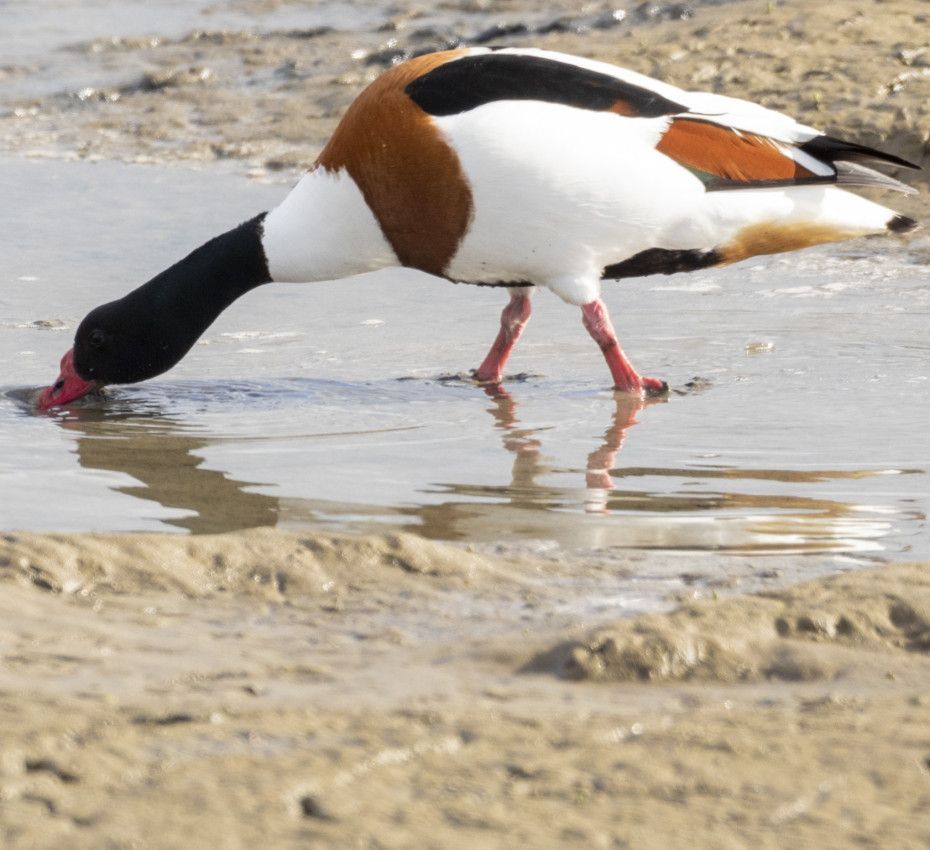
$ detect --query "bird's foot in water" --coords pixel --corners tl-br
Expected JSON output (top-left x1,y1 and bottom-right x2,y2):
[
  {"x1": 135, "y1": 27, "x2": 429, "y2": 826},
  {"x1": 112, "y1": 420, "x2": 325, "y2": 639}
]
[
  {"x1": 641, "y1": 377, "x2": 669, "y2": 397},
  {"x1": 612, "y1": 375, "x2": 668, "y2": 397},
  {"x1": 470, "y1": 367, "x2": 501, "y2": 385}
]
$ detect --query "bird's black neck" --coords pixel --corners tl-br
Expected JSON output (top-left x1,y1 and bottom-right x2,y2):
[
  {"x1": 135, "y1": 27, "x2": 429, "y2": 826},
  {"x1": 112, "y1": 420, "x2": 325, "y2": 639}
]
[
  {"x1": 74, "y1": 213, "x2": 273, "y2": 385},
  {"x1": 119, "y1": 214, "x2": 271, "y2": 371},
  {"x1": 128, "y1": 212, "x2": 271, "y2": 330}
]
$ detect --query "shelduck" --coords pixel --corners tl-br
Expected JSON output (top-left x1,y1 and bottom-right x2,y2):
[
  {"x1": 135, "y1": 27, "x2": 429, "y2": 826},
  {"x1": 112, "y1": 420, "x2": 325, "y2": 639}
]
[{"x1": 38, "y1": 47, "x2": 919, "y2": 409}]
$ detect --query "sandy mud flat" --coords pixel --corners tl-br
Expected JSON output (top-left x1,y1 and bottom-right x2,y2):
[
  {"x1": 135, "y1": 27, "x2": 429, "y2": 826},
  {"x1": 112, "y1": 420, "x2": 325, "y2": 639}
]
[
  {"x1": 1, "y1": 530, "x2": 930, "y2": 848},
  {"x1": 1, "y1": 0, "x2": 929, "y2": 847}
]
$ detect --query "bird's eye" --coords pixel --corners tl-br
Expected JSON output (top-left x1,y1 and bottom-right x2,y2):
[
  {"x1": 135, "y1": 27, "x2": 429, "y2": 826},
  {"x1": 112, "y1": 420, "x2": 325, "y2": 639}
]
[{"x1": 88, "y1": 329, "x2": 108, "y2": 350}]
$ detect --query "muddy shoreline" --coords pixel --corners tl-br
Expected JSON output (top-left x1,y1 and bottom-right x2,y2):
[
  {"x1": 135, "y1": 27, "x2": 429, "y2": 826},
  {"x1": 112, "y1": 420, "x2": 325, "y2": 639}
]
[
  {"x1": 3, "y1": 0, "x2": 929, "y2": 847},
  {"x1": 2, "y1": 530, "x2": 930, "y2": 848}
]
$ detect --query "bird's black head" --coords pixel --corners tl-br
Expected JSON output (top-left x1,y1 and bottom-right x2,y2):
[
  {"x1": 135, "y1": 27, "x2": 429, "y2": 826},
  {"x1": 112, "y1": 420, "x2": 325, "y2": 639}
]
[
  {"x1": 72, "y1": 296, "x2": 189, "y2": 386},
  {"x1": 72, "y1": 212, "x2": 272, "y2": 387},
  {"x1": 38, "y1": 213, "x2": 271, "y2": 409}
]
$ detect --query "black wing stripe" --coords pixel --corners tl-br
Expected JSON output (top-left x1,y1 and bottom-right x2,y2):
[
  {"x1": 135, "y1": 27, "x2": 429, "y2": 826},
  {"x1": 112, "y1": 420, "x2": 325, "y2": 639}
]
[
  {"x1": 405, "y1": 53, "x2": 688, "y2": 118},
  {"x1": 602, "y1": 247, "x2": 721, "y2": 280}
]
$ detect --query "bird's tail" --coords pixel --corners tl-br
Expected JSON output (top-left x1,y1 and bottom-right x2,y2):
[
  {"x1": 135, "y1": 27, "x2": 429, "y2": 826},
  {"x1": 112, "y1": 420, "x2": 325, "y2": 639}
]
[{"x1": 704, "y1": 185, "x2": 917, "y2": 266}]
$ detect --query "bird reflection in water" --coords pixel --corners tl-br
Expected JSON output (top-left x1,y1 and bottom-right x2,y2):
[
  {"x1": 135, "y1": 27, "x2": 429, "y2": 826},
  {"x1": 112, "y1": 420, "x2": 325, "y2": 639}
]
[
  {"x1": 49, "y1": 387, "x2": 912, "y2": 553},
  {"x1": 50, "y1": 385, "x2": 654, "y2": 539},
  {"x1": 481, "y1": 382, "x2": 650, "y2": 511},
  {"x1": 413, "y1": 385, "x2": 910, "y2": 553},
  {"x1": 57, "y1": 404, "x2": 278, "y2": 533}
]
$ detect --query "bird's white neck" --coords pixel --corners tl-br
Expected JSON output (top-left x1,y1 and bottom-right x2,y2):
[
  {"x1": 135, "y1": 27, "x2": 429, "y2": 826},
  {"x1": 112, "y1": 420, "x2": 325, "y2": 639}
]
[{"x1": 260, "y1": 167, "x2": 399, "y2": 283}]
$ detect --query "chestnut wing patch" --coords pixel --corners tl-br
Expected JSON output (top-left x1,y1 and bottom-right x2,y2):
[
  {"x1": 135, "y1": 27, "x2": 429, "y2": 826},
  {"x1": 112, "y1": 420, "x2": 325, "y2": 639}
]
[
  {"x1": 405, "y1": 53, "x2": 688, "y2": 119},
  {"x1": 656, "y1": 117, "x2": 822, "y2": 189}
]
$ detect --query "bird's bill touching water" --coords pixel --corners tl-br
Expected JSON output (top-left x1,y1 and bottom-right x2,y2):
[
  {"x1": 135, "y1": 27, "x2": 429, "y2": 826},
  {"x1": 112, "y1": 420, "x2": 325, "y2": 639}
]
[{"x1": 37, "y1": 348, "x2": 100, "y2": 410}]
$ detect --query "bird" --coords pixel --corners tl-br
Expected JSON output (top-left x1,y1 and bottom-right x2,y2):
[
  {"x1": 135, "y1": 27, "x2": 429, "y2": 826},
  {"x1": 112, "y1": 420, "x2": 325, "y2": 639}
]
[{"x1": 37, "y1": 46, "x2": 919, "y2": 410}]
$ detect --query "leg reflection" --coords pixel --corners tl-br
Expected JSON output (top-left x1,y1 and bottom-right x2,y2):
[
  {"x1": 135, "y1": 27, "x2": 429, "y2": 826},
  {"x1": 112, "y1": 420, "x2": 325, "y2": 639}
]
[
  {"x1": 584, "y1": 394, "x2": 659, "y2": 514},
  {"x1": 482, "y1": 383, "x2": 544, "y2": 491},
  {"x1": 586, "y1": 395, "x2": 647, "y2": 491},
  {"x1": 482, "y1": 384, "x2": 663, "y2": 510}
]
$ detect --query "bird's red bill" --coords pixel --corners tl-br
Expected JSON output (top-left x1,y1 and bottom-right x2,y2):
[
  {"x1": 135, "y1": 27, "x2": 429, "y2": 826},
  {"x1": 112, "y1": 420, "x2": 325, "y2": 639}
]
[{"x1": 36, "y1": 348, "x2": 98, "y2": 410}]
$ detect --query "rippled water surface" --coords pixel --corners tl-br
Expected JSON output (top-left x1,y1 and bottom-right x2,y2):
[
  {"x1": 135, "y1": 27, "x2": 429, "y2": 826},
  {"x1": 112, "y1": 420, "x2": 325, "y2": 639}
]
[{"x1": 2, "y1": 158, "x2": 927, "y2": 563}]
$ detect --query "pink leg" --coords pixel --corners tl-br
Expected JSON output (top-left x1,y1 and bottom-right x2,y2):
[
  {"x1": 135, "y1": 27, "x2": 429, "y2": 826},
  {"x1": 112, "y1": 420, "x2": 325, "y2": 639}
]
[
  {"x1": 475, "y1": 290, "x2": 532, "y2": 383},
  {"x1": 581, "y1": 299, "x2": 667, "y2": 395}
]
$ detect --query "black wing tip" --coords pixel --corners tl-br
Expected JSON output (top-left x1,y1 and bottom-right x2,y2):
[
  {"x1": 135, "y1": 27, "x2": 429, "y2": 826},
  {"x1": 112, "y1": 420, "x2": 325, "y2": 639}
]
[
  {"x1": 887, "y1": 214, "x2": 919, "y2": 234},
  {"x1": 802, "y1": 134, "x2": 921, "y2": 171}
]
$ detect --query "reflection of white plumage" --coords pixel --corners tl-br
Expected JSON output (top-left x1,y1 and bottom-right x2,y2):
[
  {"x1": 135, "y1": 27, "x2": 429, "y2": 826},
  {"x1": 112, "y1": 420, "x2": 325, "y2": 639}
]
[{"x1": 40, "y1": 48, "x2": 919, "y2": 409}]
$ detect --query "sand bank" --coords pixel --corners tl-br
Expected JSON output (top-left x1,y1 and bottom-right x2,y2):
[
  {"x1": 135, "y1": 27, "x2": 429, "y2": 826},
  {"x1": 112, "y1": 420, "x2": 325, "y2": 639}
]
[{"x1": 2, "y1": 530, "x2": 929, "y2": 848}]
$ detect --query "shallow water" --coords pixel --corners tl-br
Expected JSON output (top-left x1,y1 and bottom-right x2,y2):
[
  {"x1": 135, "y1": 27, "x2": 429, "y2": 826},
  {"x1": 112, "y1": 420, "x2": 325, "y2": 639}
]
[{"x1": 2, "y1": 157, "x2": 927, "y2": 564}]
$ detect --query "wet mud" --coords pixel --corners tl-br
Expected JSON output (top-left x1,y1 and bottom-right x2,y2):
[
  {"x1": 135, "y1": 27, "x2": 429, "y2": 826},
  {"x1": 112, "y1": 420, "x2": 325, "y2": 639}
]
[{"x1": 2, "y1": 530, "x2": 930, "y2": 849}]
